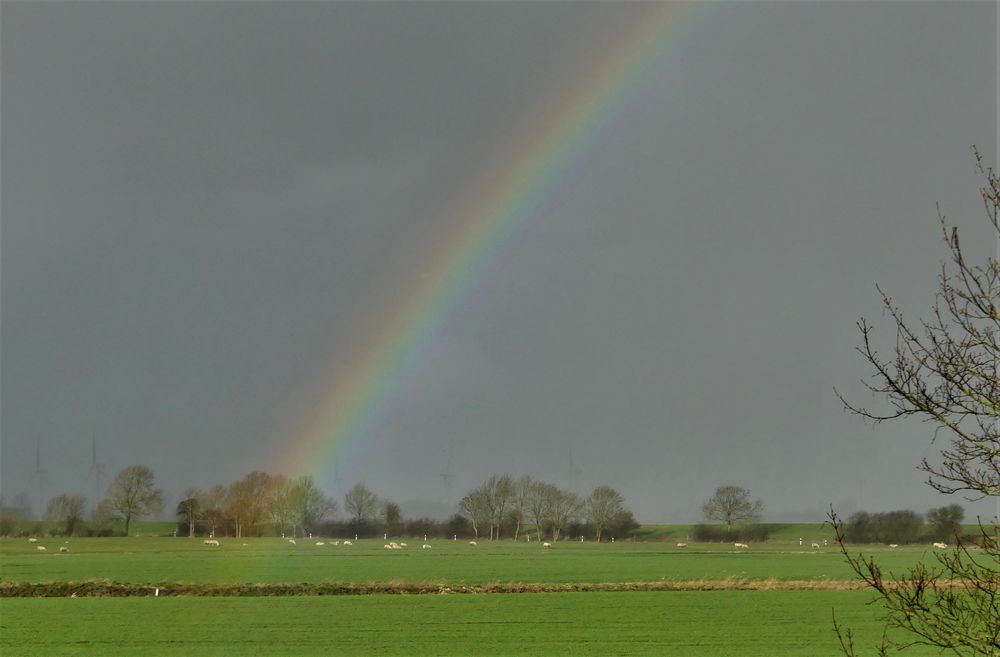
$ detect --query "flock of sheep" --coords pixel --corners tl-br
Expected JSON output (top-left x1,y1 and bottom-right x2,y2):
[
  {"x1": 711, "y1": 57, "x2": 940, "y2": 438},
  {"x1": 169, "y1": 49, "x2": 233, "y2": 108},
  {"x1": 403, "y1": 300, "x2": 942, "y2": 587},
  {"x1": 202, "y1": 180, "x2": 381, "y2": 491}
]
[{"x1": 24, "y1": 536, "x2": 955, "y2": 552}]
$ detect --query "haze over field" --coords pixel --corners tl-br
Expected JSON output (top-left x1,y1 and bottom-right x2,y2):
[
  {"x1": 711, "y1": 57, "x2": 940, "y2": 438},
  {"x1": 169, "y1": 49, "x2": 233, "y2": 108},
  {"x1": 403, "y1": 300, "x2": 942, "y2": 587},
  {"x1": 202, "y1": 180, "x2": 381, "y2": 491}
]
[{"x1": 2, "y1": 1, "x2": 997, "y2": 522}]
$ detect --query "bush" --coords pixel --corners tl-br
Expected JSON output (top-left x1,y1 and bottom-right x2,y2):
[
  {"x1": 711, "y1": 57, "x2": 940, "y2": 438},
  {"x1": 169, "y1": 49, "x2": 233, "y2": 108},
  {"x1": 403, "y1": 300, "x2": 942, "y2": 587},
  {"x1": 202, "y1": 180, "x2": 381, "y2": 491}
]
[
  {"x1": 844, "y1": 509, "x2": 925, "y2": 544},
  {"x1": 691, "y1": 524, "x2": 771, "y2": 542}
]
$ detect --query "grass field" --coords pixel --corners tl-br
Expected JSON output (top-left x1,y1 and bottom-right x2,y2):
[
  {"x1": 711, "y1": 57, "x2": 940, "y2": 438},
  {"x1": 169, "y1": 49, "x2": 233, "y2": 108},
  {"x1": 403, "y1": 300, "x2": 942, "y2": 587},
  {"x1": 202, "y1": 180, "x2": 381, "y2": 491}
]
[
  {"x1": 0, "y1": 535, "x2": 940, "y2": 585},
  {"x1": 1, "y1": 528, "x2": 955, "y2": 656},
  {"x1": 1, "y1": 590, "x2": 921, "y2": 657}
]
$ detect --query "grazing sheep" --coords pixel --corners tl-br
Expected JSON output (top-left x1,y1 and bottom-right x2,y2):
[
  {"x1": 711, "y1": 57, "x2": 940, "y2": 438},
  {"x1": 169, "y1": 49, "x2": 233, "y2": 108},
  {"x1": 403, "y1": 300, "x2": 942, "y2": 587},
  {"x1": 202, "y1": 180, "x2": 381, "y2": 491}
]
[
  {"x1": 734, "y1": 543, "x2": 749, "y2": 549},
  {"x1": 676, "y1": 543, "x2": 688, "y2": 548},
  {"x1": 422, "y1": 544, "x2": 432, "y2": 549},
  {"x1": 203, "y1": 539, "x2": 220, "y2": 547},
  {"x1": 811, "y1": 542, "x2": 820, "y2": 549},
  {"x1": 315, "y1": 542, "x2": 325, "y2": 546},
  {"x1": 933, "y1": 542, "x2": 948, "y2": 549},
  {"x1": 288, "y1": 539, "x2": 296, "y2": 545},
  {"x1": 889, "y1": 544, "x2": 898, "y2": 548},
  {"x1": 36, "y1": 545, "x2": 46, "y2": 551},
  {"x1": 59, "y1": 546, "x2": 68, "y2": 553},
  {"x1": 399, "y1": 543, "x2": 407, "y2": 547},
  {"x1": 389, "y1": 542, "x2": 400, "y2": 549},
  {"x1": 468, "y1": 541, "x2": 478, "y2": 546},
  {"x1": 542, "y1": 542, "x2": 552, "y2": 549},
  {"x1": 384, "y1": 544, "x2": 392, "y2": 549},
  {"x1": 332, "y1": 541, "x2": 340, "y2": 546},
  {"x1": 343, "y1": 540, "x2": 352, "y2": 546},
  {"x1": 28, "y1": 538, "x2": 38, "y2": 544}
]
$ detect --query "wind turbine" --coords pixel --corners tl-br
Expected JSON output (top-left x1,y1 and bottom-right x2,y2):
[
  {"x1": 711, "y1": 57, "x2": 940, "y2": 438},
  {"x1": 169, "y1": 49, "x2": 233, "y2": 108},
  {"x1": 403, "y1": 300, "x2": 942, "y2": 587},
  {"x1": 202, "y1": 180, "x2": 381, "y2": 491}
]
[
  {"x1": 87, "y1": 433, "x2": 106, "y2": 510},
  {"x1": 567, "y1": 448, "x2": 582, "y2": 496},
  {"x1": 33, "y1": 438, "x2": 47, "y2": 518},
  {"x1": 439, "y1": 448, "x2": 456, "y2": 510}
]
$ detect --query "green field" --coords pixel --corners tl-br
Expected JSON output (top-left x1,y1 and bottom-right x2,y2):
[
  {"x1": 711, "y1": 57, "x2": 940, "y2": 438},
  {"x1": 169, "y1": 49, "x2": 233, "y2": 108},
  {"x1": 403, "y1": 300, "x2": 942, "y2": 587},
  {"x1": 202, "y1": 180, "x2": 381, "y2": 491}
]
[
  {"x1": 1, "y1": 591, "x2": 923, "y2": 657},
  {"x1": 0, "y1": 535, "x2": 939, "y2": 585},
  {"x1": 1, "y1": 530, "x2": 954, "y2": 656}
]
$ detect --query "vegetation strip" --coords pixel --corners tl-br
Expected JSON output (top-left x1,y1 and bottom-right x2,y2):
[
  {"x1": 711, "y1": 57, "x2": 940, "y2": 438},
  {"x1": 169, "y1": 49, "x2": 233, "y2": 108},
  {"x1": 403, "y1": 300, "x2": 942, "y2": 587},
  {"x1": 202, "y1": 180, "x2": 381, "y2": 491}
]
[{"x1": 0, "y1": 578, "x2": 871, "y2": 597}]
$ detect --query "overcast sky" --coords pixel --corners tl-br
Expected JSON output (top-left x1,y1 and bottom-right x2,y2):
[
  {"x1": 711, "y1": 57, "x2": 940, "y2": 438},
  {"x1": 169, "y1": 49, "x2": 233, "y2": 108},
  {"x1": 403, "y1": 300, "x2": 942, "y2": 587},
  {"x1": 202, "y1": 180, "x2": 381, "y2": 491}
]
[{"x1": 2, "y1": 1, "x2": 997, "y2": 522}]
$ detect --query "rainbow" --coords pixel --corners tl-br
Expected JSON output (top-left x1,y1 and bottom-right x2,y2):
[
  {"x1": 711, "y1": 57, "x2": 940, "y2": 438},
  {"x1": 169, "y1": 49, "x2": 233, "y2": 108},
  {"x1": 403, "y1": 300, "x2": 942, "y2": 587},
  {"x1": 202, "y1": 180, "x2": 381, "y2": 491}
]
[{"x1": 280, "y1": 2, "x2": 713, "y2": 481}]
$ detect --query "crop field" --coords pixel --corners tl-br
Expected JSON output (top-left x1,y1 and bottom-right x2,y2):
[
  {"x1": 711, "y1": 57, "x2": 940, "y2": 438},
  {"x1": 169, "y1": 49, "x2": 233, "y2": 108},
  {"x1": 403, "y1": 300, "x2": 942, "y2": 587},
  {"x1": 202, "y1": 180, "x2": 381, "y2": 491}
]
[{"x1": 0, "y1": 531, "x2": 952, "y2": 656}]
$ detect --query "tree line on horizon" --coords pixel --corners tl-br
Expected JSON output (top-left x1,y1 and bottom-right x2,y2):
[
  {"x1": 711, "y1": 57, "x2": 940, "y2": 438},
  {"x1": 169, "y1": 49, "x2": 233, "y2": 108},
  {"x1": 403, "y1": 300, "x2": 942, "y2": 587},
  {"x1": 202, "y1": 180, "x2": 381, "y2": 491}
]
[{"x1": 0, "y1": 466, "x2": 639, "y2": 542}]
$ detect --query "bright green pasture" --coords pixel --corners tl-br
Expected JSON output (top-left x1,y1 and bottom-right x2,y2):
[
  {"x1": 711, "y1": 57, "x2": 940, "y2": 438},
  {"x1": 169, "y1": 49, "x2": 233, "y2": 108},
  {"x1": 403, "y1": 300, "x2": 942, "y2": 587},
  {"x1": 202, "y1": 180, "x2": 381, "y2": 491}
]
[
  {"x1": 0, "y1": 536, "x2": 937, "y2": 585},
  {"x1": 0, "y1": 590, "x2": 928, "y2": 657}
]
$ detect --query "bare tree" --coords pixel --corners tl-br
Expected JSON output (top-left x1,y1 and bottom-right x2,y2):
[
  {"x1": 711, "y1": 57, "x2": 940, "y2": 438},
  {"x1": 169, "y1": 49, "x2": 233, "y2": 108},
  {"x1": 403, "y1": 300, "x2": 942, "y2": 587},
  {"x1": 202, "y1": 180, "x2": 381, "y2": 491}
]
[
  {"x1": 702, "y1": 485, "x2": 762, "y2": 528},
  {"x1": 835, "y1": 148, "x2": 999, "y2": 656},
  {"x1": 586, "y1": 486, "x2": 626, "y2": 542},
  {"x1": 546, "y1": 487, "x2": 583, "y2": 541},
  {"x1": 268, "y1": 475, "x2": 298, "y2": 536},
  {"x1": 200, "y1": 484, "x2": 227, "y2": 537},
  {"x1": 458, "y1": 487, "x2": 490, "y2": 540},
  {"x1": 381, "y1": 500, "x2": 401, "y2": 536},
  {"x1": 225, "y1": 471, "x2": 273, "y2": 538},
  {"x1": 527, "y1": 481, "x2": 556, "y2": 541},
  {"x1": 509, "y1": 475, "x2": 535, "y2": 541},
  {"x1": 343, "y1": 483, "x2": 379, "y2": 524},
  {"x1": 104, "y1": 465, "x2": 162, "y2": 535},
  {"x1": 293, "y1": 475, "x2": 337, "y2": 535},
  {"x1": 482, "y1": 474, "x2": 515, "y2": 540},
  {"x1": 46, "y1": 493, "x2": 86, "y2": 535},
  {"x1": 176, "y1": 487, "x2": 203, "y2": 537}
]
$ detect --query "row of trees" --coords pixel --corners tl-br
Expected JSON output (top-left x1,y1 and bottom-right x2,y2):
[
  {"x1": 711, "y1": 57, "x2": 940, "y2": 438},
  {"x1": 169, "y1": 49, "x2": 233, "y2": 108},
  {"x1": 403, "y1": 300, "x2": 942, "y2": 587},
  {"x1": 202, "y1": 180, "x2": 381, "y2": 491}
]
[
  {"x1": 9, "y1": 466, "x2": 640, "y2": 541},
  {"x1": 843, "y1": 505, "x2": 965, "y2": 544},
  {"x1": 457, "y1": 475, "x2": 636, "y2": 542},
  {"x1": 176, "y1": 472, "x2": 337, "y2": 538},
  {"x1": 40, "y1": 465, "x2": 164, "y2": 536}
]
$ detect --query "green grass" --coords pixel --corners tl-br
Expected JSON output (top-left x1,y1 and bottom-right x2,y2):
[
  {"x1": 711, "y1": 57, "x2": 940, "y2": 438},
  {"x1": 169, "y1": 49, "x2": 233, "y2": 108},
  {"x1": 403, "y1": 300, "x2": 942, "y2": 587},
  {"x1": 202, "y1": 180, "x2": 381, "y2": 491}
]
[
  {"x1": 2, "y1": 533, "x2": 956, "y2": 656},
  {"x1": 0, "y1": 536, "x2": 939, "y2": 586},
  {"x1": 0, "y1": 590, "x2": 931, "y2": 657}
]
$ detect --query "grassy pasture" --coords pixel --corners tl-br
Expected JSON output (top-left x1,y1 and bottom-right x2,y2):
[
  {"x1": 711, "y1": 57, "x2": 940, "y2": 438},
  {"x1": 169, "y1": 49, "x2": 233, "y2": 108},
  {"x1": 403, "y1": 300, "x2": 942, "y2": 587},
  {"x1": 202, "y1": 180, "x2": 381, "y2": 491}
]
[
  {"x1": 0, "y1": 590, "x2": 927, "y2": 657},
  {"x1": 1, "y1": 530, "x2": 961, "y2": 656},
  {"x1": 0, "y1": 535, "x2": 940, "y2": 586}
]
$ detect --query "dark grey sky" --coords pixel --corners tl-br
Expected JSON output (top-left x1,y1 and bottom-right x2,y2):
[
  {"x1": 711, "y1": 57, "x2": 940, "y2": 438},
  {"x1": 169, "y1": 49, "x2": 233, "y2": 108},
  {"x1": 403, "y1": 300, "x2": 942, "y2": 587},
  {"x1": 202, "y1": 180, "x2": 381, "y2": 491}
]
[{"x1": 2, "y1": 1, "x2": 997, "y2": 522}]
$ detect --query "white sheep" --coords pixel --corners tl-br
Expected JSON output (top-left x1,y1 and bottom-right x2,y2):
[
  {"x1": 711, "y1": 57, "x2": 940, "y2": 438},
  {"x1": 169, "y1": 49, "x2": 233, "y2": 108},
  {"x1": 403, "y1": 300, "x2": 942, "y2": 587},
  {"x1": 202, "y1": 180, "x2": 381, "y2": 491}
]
[
  {"x1": 468, "y1": 540, "x2": 478, "y2": 546},
  {"x1": 389, "y1": 542, "x2": 400, "y2": 549},
  {"x1": 332, "y1": 540, "x2": 340, "y2": 546},
  {"x1": 343, "y1": 540, "x2": 352, "y2": 546},
  {"x1": 889, "y1": 544, "x2": 899, "y2": 548},
  {"x1": 36, "y1": 545, "x2": 46, "y2": 551},
  {"x1": 734, "y1": 543, "x2": 749, "y2": 549},
  {"x1": 811, "y1": 542, "x2": 820, "y2": 549},
  {"x1": 27, "y1": 537, "x2": 38, "y2": 544},
  {"x1": 288, "y1": 539, "x2": 296, "y2": 545},
  {"x1": 542, "y1": 542, "x2": 552, "y2": 549},
  {"x1": 203, "y1": 539, "x2": 220, "y2": 547},
  {"x1": 399, "y1": 543, "x2": 407, "y2": 547},
  {"x1": 676, "y1": 543, "x2": 688, "y2": 548},
  {"x1": 315, "y1": 541, "x2": 325, "y2": 546},
  {"x1": 384, "y1": 544, "x2": 393, "y2": 549},
  {"x1": 422, "y1": 544, "x2": 432, "y2": 549},
  {"x1": 59, "y1": 546, "x2": 68, "y2": 553},
  {"x1": 933, "y1": 542, "x2": 948, "y2": 549}
]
